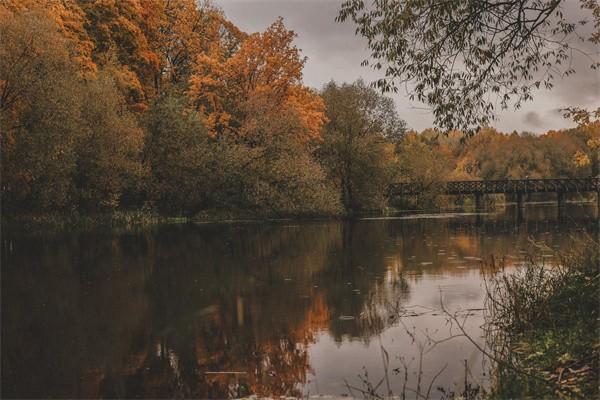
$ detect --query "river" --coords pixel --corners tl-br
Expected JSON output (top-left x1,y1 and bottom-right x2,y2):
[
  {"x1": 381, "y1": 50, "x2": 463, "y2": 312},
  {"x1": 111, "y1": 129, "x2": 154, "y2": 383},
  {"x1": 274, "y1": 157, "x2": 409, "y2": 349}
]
[{"x1": 1, "y1": 204, "x2": 597, "y2": 398}]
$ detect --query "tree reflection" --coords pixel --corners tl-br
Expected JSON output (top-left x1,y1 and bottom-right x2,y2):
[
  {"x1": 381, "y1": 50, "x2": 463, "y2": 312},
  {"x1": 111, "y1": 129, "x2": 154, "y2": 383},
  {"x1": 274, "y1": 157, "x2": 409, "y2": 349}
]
[{"x1": 2, "y1": 207, "x2": 596, "y2": 398}]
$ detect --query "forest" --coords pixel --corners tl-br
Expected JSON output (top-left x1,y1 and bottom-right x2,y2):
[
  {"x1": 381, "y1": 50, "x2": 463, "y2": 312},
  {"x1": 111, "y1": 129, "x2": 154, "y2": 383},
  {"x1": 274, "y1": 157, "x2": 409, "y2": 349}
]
[
  {"x1": 1, "y1": 0, "x2": 599, "y2": 220},
  {"x1": 1, "y1": 2, "x2": 599, "y2": 399}
]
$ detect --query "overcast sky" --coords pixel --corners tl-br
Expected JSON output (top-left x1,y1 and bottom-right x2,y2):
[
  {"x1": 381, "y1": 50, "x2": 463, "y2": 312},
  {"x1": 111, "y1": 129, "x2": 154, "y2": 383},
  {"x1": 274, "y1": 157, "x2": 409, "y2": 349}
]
[{"x1": 214, "y1": 0, "x2": 599, "y2": 133}]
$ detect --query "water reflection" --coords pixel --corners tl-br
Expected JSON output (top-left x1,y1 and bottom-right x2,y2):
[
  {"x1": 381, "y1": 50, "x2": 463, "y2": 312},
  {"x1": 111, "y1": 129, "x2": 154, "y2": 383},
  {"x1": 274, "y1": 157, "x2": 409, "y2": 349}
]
[{"x1": 1, "y1": 204, "x2": 597, "y2": 398}]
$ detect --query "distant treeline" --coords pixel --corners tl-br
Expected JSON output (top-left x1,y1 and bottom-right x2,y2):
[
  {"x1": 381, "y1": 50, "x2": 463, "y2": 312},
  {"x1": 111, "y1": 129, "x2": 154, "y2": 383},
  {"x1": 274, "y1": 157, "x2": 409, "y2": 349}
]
[
  {"x1": 1, "y1": 1, "x2": 598, "y2": 218},
  {"x1": 397, "y1": 127, "x2": 599, "y2": 207}
]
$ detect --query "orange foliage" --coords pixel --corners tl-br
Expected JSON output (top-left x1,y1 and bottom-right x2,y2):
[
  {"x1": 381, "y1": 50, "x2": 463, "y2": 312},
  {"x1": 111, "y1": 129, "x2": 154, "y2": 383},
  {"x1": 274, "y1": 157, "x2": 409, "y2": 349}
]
[
  {"x1": 1, "y1": 0, "x2": 331, "y2": 214},
  {"x1": 2, "y1": 1, "x2": 321, "y2": 126},
  {"x1": 75, "y1": 0, "x2": 157, "y2": 109},
  {"x1": 2, "y1": 0, "x2": 245, "y2": 111},
  {"x1": 1, "y1": 0, "x2": 95, "y2": 74},
  {"x1": 188, "y1": 18, "x2": 325, "y2": 141},
  {"x1": 140, "y1": 0, "x2": 244, "y2": 89}
]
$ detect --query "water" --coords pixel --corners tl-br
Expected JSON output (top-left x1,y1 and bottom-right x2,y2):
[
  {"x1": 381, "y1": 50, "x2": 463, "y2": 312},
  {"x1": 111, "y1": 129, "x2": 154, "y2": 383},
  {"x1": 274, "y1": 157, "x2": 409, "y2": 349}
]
[{"x1": 1, "y1": 204, "x2": 597, "y2": 398}]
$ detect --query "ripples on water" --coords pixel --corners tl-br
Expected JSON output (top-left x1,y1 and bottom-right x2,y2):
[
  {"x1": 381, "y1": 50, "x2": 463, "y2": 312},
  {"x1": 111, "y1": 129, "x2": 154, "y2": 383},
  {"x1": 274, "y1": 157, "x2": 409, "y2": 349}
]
[{"x1": 1, "y1": 204, "x2": 597, "y2": 398}]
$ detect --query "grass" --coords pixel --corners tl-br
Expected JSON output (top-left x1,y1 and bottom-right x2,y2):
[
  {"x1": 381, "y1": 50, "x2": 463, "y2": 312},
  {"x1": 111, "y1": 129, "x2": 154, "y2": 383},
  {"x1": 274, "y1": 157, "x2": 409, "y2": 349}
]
[
  {"x1": 485, "y1": 238, "x2": 599, "y2": 399},
  {"x1": 1, "y1": 207, "x2": 344, "y2": 233},
  {"x1": 1, "y1": 209, "x2": 171, "y2": 233}
]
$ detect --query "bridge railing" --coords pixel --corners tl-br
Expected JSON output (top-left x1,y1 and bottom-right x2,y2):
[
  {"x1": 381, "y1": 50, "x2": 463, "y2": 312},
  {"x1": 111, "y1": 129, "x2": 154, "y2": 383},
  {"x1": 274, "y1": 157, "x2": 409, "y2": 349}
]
[{"x1": 389, "y1": 177, "x2": 600, "y2": 196}]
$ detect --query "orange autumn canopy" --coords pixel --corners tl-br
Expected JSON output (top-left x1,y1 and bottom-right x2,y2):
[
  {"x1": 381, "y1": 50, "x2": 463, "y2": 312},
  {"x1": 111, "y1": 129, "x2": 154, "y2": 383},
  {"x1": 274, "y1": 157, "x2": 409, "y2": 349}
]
[{"x1": 188, "y1": 18, "x2": 326, "y2": 141}]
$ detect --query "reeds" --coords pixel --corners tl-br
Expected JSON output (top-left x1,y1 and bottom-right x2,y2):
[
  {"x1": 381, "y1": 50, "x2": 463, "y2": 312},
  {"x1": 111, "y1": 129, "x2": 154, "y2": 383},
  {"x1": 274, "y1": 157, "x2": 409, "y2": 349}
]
[{"x1": 482, "y1": 234, "x2": 599, "y2": 398}]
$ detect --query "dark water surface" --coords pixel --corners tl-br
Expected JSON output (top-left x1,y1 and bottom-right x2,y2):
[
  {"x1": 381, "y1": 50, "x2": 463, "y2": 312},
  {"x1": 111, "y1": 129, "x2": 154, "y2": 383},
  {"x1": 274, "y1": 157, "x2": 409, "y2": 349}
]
[{"x1": 2, "y1": 204, "x2": 597, "y2": 398}]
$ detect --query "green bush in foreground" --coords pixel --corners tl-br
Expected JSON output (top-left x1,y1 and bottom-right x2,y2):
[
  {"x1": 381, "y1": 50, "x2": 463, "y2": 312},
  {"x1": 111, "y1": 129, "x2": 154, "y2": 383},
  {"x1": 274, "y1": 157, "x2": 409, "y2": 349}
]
[{"x1": 486, "y1": 239, "x2": 599, "y2": 399}]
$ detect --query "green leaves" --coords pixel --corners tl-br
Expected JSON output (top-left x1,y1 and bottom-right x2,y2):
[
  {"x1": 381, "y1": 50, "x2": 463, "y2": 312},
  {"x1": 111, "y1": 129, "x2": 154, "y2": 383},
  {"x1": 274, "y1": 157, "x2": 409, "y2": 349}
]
[
  {"x1": 338, "y1": 0, "x2": 599, "y2": 134},
  {"x1": 318, "y1": 80, "x2": 406, "y2": 211}
]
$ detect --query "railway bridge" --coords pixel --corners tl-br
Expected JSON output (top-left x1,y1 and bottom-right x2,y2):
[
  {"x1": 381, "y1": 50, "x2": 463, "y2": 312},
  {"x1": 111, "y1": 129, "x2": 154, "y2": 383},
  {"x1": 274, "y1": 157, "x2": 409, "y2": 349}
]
[{"x1": 388, "y1": 178, "x2": 600, "y2": 209}]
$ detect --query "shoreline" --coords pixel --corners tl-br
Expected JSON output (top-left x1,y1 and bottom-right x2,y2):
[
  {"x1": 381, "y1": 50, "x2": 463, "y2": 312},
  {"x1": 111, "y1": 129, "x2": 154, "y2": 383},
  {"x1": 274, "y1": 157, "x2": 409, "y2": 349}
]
[
  {"x1": 2, "y1": 200, "x2": 597, "y2": 233},
  {"x1": 0, "y1": 210, "x2": 344, "y2": 233}
]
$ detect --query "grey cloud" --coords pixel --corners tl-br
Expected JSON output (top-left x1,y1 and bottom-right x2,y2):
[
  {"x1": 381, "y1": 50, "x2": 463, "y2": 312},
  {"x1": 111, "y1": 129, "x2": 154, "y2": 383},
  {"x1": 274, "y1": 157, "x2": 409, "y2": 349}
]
[
  {"x1": 215, "y1": 0, "x2": 599, "y2": 133},
  {"x1": 523, "y1": 111, "x2": 544, "y2": 128},
  {"x1": 550, "y1": 3, "x2": 600, "y2": 108},
  {"x1": 550, "y1": 40, "x2": 600, "y2": 108}
]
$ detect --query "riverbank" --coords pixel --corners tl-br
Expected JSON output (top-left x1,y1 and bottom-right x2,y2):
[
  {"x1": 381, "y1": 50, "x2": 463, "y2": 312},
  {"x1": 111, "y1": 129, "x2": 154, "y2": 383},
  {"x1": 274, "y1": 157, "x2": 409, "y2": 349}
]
[
  {"x1": 3, "y1": 201, "x2": 597, "y2": 233},
  {"x1": 487, "y1": 240, "x2": 599, "y2": 399},
  {"x1": 0, "y1": 208, "x2": 346, "y2": 233},
  {"x1": 1, "y1": 211, "x2": 171, "y2": 232}
]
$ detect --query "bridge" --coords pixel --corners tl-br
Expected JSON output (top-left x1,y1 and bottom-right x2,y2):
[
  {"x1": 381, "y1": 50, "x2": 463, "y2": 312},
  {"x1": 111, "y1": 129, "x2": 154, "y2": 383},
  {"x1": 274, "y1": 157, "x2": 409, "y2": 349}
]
[{"x1": 389, "y1": 177, "x2": 600, "y2": 209}]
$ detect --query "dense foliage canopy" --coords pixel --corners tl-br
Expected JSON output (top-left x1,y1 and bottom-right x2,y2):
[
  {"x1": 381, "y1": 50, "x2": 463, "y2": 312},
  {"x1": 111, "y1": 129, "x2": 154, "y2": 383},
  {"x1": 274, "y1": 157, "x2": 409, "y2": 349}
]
[{"x1": 0, "y1": 1, "x2": 597, "y2": 217}]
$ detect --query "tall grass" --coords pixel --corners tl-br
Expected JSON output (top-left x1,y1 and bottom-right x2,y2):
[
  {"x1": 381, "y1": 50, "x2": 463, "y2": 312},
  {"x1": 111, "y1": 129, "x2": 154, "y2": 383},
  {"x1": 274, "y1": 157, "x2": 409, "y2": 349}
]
[{"x1": 484, "y1": 236, "x2": 599, "y2": 398}]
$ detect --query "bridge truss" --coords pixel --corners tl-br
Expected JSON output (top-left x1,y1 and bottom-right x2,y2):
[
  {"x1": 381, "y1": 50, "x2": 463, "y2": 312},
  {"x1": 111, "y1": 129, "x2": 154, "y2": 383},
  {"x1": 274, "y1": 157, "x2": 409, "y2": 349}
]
[{"x1": 389, "y1": 178, "x2": 600, "y2": 197}]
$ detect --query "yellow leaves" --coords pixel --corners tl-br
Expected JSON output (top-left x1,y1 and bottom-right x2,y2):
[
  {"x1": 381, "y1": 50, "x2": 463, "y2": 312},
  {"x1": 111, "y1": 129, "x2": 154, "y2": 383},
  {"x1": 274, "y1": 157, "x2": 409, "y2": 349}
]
[
  {"x1": 570, "y1": 120, "x2": 600, "y2": 171},
  {"x1": 451, "y1": 157, "x2": 478, "y2": 180},
  {"x1": 573, "y1": 151, "x2": 591, "y2": 168},
  {"x1": 587, "y1": 137, "x2": 600, "y2": 150}
]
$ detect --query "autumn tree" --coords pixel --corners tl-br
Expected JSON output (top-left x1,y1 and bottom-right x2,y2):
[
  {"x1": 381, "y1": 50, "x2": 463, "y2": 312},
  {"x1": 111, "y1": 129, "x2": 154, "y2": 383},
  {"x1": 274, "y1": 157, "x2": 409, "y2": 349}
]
[
  {"x1": 396, "y1": 132, "x2": 453, "y2": 208},
  {"x1": 2, "y1": 0, "x2": 156, "y2": 110},
  {"x1": 187, "y1": 18, "x2": 326, "y2": 142},
  {"x1": 0, "y1": 11, "x2": 83, "y2": 211},
  {"x1": 450, "y1": 128, "x2": 596, "y2": 180},
  {"x1": 318, "y1": 80, "x2": 406, "y2": 212},
  {"x1": 75, "y1": 71, "x2": 144, "y2": 211},
  {"x1": 144, "y1": 94, "x2": 214, "y2": 214},
  {"x1": 1, "y1": 5, "x2": 340, "y2": 217},
  {"x1": 562, "y1": 107, "x2": 600, "y2": 176},
  {"x1": 338, "y1": 0, "x2": 600, "y2": 132},
  {"x1": 74, "y1": 0, "x2": 161, "y2": 110},
  {"x1": 141, "y1": 0, "x2": 244, "y2": 93},
  {"x1": 233, "y1": 97, "x2": 341, "y2": 215},
  {"x1": 1, "y1": 11, "x2": 143, "y2": 213},
  {"x1": 3, "y1": 0, "x2": 245, "y2": 109},
  {"x1": 1, "y1": 0, "x2": 96, "y2": 73}
]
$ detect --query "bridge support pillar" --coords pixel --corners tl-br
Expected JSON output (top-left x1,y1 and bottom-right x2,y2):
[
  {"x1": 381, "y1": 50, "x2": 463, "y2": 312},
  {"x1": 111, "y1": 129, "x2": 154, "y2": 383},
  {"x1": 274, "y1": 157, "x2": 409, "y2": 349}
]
[
  {"x1": 516, "y1": 193, "x2": 524, "y2": 209},
  {"x1": 475, "y1": 193, "x2": 483, "y2": 210},
  {"x1": 557, "y1": 192, "x2": 565, "y2": 208},
  {"x1": 515, "y1": 193, "x2": 524, "y2": 223}
]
